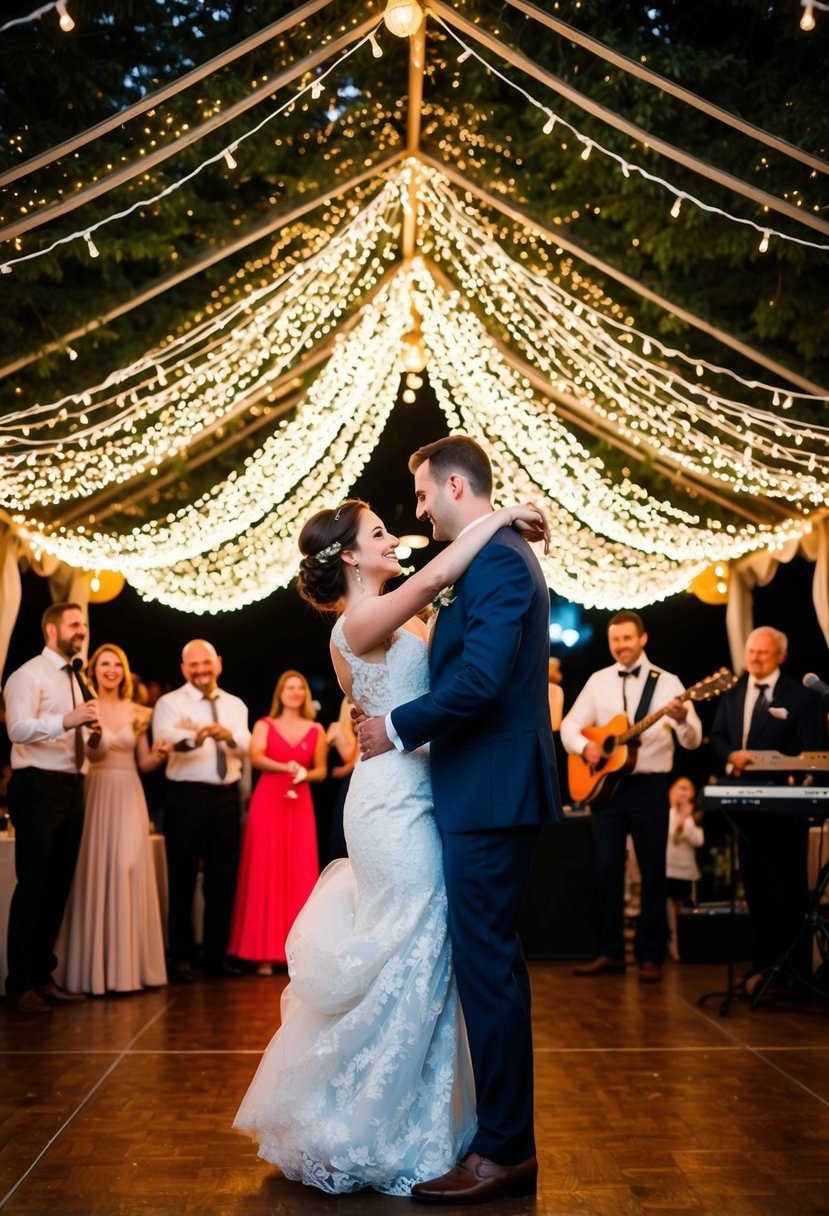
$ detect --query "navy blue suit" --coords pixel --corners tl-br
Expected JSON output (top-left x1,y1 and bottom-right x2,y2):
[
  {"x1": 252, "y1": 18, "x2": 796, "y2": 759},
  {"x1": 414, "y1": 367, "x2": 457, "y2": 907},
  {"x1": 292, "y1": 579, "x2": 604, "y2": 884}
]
[
  {"x1": 392, "y1": 526, "x2": 562, "y2": 1164},
  {"x1": 709, "y1": 673, "x2": 826, "y2": 976}
]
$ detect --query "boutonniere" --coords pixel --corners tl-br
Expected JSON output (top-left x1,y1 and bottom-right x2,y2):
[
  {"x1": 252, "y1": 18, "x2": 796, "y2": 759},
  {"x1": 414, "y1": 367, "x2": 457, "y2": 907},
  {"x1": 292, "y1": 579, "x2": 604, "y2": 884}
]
[
  {"x1": 767, "y1": 706, "x2": 789, "y2": 720},
  {"x1": 432, "y1": 585, "x2": 456, "y2": 611}
]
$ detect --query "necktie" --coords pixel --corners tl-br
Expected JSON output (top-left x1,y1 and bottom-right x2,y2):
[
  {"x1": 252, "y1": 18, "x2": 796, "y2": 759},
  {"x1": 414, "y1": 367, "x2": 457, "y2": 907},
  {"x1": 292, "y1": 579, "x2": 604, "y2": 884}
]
[
  {"x1": 619, "y1": 666, "x2": 640, "y2": 714},
  {"x1": 752, "y1": 683, "x2": 769, "y2": 717},
  {"x1": 63, "y1": 664, "x2": 85, "y2": 770},
  {"x1": 204, "y1": 695, "x2": 227, "y2": 780}
]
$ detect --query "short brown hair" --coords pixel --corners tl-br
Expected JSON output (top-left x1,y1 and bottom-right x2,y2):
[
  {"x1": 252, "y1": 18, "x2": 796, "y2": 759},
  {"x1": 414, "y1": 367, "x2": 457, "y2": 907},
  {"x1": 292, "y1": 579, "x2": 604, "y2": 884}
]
[
  {"x1": 408, "y1": 435, "x2": 492, "y2": 497},
  {"x1": 41, "y1": 601, "x2": 83, "y2": 641},
  {"x1": 609, "y1": 610, "x2": 645, "y2": 634}
]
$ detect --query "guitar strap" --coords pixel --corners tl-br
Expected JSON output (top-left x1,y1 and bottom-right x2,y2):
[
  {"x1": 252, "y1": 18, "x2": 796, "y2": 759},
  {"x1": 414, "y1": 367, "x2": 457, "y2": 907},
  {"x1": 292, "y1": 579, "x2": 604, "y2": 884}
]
[{"x1": 633, "y1": 669, "x2": 660, "y2": 723}]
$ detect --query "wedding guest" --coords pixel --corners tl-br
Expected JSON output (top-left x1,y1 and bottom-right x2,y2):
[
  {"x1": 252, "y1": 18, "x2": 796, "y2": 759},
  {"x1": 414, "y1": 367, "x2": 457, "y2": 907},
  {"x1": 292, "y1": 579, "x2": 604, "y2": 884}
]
[
  {"x1": 152, "y1": 640, "x2": 251, "y2": 982},
  {"x1": 3, "y1": 603, "x2": 98, "y2": 1013},
  {"x1": 317, "y1": 695, "x2": 358, "y2": 865},
  {"x1": 229, "y1": 671, "x2": 326, "y2": 975},
  {"x1": 665, "y1": 777, "x2": 704, "y2": 962},
  {"x1": 61, "y1": 644, "x2": 169, "y2": 995},
  {"x1": 548, "y1": 657, "x2": 564, "y2": 731}
]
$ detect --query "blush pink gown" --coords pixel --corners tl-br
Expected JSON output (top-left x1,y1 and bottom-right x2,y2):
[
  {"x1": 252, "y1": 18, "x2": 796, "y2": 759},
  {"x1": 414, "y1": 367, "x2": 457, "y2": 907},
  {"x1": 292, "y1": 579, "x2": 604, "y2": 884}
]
[{"x1": 229, "y1": 720, "x2": 320, "y2": 963}]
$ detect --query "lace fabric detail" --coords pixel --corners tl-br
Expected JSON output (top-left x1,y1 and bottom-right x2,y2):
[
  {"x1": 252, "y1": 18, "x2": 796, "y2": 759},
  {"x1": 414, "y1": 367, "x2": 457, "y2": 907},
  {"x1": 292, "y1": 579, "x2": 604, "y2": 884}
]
[{"x1": 234, "y1": 618, "x2": 476, "y2": 1194}]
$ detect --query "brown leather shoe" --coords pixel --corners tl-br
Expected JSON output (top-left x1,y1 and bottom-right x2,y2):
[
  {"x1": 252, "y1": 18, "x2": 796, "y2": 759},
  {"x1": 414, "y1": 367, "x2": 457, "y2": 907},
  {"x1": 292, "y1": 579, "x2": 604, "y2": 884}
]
[
  {"x1": 35, "y1": 982, "x2": 86, "y2": 1004},
  {"x1": 6, "y1": 989, "x2": 52, "y2": 1014},
  {"x1": 410, "y1": 1153, "x2": 537, "y2": 1204},
  {"x1": 638, "y1": 962, "x2": 663, "y2": 984},
  {"x1": 572, "y1": 955, "x2": 626, "y2": 976}
]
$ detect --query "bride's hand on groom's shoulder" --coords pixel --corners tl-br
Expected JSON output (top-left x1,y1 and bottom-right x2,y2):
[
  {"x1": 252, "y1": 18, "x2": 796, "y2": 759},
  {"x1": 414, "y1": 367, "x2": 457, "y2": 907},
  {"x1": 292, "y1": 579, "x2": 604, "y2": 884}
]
[{"x1": 511, "y1": 503, "x2": 550, "y2": 554}]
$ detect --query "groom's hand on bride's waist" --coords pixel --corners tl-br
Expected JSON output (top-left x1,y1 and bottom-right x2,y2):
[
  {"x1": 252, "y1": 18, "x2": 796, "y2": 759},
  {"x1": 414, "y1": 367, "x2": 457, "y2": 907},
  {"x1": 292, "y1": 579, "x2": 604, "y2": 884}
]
[{"x1": 357, "y1": 714, "x2": 395, "y2": 761}]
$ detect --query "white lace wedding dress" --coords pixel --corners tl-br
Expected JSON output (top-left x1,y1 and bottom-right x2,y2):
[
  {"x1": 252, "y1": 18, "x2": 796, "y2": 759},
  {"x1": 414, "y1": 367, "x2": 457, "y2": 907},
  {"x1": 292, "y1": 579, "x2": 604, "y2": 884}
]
[{"x1": 233, "y1": 619, "x2": 476, "y2": 1195}]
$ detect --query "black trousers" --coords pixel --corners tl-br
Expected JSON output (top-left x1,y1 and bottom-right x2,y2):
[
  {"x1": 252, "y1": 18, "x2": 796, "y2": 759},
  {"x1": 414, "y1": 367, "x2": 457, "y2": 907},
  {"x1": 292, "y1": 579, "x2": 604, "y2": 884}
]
[
  {"x1": 590, "y1": 773, "x2": 669, "y2": 964},
  {"x1": 733, "y1": 812, "x2": 810, "y2": 978},
  {"x1": 164, "y1": 780, "x2": 240, "y2": 968},
  {"x1": 6, "y1": 767, "x2": 85, "y2": 994}
]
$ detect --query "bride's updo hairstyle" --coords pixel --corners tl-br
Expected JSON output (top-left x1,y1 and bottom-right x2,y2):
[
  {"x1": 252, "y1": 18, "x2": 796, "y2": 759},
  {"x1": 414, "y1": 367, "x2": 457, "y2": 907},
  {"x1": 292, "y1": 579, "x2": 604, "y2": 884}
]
[{"x1": 297, "y1": 499, "x2": 367, "y2": 613}]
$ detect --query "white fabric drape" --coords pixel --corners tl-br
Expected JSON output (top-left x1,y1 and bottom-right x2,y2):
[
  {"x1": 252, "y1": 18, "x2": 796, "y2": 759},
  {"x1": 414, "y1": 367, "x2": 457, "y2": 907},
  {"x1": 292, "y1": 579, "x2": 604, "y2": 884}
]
[
  {"x1": 726, "y1": 519, "x2": 829, "y2": 670},
  {"x1": 0, "y1": 522, "x2": 22, "y2": 683}
]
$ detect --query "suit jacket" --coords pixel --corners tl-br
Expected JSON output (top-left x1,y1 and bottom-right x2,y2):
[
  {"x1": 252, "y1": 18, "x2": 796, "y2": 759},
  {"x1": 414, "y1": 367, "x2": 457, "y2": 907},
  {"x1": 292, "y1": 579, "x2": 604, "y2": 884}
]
[
  {"x1": 391, "y1": 526, "x2": 563, "y2": 833},
  {"x1": 708, "y1": 672, "x2": 826, "y2": 772}
]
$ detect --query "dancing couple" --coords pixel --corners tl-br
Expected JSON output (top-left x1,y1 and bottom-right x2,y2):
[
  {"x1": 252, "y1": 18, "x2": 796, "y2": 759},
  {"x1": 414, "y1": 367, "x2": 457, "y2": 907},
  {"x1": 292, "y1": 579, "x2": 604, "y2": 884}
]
[{"x1": 234, "y1": 435, "x2": 563, "y2": 1202}]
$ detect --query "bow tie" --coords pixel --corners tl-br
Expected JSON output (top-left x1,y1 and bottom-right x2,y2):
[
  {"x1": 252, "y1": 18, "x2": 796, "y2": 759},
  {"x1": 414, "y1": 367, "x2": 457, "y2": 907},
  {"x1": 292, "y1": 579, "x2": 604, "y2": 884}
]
[{"x1": 619, "y1": 667, "x2": 641, "y2": 678}]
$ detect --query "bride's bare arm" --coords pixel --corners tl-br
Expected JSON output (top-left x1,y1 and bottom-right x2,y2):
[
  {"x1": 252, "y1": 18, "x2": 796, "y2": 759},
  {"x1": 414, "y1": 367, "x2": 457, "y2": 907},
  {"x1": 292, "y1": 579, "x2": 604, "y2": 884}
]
[{"x1": 343, "y1": 504, "x2": 546, "y2": 657}]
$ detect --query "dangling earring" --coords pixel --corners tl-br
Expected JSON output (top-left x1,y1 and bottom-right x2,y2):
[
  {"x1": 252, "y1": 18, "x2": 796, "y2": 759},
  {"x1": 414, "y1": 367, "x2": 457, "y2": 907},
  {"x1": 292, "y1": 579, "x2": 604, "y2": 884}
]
[{"x1": 354, "y1": 563, "x2": 363, "y2": 587}]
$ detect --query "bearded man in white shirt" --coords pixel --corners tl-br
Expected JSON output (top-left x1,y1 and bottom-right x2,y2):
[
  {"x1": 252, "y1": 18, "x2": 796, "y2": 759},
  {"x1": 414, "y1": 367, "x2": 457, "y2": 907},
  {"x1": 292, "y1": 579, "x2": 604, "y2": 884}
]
[
  {"x1": 3, "y1": 602, "x2": 100, "y2": 1013},
  {"x1": 152, "y1": 640, "x2": 251, "y2": 982},
  {"x1": 560, "y1": 611, "x2": 702, "y2": 983}
]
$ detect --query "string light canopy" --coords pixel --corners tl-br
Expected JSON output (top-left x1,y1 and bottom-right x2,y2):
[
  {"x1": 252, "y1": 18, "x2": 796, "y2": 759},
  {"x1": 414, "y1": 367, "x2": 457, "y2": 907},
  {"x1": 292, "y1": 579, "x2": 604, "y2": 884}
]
[{"x1": 1, "y1": 4, "x2": 827, "y2": 618}]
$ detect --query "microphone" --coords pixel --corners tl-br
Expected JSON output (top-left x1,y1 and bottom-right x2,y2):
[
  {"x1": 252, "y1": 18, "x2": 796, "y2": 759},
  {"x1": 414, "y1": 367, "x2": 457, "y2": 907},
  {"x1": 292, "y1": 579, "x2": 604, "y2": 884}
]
[
  {"x1": 803, "y1": 672, "x2": 829, "y2": 700},
  {"x1": 71, "y1": 657, "x2": 102, "y2": 744}
]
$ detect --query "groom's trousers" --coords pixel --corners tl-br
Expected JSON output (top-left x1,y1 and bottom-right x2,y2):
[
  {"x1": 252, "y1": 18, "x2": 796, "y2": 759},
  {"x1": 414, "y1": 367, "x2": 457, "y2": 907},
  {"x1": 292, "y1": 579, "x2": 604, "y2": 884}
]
[{"x1": 441, "y1": 823, "x2": 541, "y2": 1165}]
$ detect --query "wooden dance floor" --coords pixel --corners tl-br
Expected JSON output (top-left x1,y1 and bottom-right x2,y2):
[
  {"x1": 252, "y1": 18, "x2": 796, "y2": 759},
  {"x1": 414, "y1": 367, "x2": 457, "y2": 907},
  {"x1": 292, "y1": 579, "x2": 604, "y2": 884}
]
[{"x1": 2, "y1": 961, "x2": 828, "y2": 1215}]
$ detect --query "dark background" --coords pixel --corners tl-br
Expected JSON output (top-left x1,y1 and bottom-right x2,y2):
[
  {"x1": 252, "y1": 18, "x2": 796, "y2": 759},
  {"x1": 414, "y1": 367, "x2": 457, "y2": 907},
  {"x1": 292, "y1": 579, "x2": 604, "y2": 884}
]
[{"x1": 3, "y1": 384, "x2": 827, "y2": 794}]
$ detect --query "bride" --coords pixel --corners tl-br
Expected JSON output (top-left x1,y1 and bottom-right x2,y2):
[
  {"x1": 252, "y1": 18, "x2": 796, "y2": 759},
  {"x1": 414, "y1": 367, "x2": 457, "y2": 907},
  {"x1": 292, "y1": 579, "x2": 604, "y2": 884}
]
[{"x1": 233, "y1": 496, "x2": 546, "y2": 1195}]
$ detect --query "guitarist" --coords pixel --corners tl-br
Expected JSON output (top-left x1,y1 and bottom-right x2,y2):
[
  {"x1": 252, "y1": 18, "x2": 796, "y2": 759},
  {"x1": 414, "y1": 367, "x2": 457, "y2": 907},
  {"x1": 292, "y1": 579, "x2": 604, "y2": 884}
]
[{"x1": 560, "y1": 611, "x2": 702, "y2": 983}]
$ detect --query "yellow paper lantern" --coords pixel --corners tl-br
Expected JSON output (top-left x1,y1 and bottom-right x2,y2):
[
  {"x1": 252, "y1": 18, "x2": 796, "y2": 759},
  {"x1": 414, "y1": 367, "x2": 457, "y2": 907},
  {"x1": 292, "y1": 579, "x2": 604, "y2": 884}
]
[
  {"x1": 689, "y1": 563, "x2": 730, "y2": 605},
  {"x1": 87, "y1": 570, "x2": 126, "y2": 603}
]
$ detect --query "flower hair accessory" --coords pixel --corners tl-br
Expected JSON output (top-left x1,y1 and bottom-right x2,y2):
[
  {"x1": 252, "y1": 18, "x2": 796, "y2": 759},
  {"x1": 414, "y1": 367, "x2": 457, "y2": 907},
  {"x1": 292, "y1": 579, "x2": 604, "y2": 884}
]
[{"x1": 314, "y1": 540, "x2": 342, "y2": 564}]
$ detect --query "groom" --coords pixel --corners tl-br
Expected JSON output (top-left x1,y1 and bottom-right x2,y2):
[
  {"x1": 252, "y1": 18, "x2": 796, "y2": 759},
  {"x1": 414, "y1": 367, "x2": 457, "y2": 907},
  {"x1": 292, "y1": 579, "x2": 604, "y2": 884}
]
[{"x1": 358, "y1": 435, "x2": 563, "y2": 1203}]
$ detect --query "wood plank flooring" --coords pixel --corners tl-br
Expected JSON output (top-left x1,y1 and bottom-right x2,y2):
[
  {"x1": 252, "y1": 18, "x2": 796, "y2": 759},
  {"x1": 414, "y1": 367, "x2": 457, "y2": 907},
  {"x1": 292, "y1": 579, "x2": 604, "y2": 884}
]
[{"x1": 1, "y1": 961, "x2": 828, "y2": 1215}]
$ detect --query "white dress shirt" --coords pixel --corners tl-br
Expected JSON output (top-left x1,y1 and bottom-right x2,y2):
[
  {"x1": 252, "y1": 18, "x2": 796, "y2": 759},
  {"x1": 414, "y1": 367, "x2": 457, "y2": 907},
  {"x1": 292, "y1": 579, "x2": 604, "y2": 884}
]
[
  {"x1": 741, "y1": 668, "x2": 780, "y2": 747},
  {"x1": 666, "y1": 806, "x2": 705, "y2": 881},
  {"x1": 4, "y1": 647, "x2": 89, "y2": 773},
  {"x1": 560, "y1": 652, "x2": 702, "y2": 773},
  {"x1": 152, "y1": 682, "x2": 251, "y2": 785}
]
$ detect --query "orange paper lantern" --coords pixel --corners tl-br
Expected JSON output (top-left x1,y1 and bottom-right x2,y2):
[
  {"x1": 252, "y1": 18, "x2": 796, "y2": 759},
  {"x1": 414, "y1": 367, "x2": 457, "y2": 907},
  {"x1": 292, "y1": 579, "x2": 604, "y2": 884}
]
[{"x1": 87, "y1": 570, "x2": 126, "y2": 603}]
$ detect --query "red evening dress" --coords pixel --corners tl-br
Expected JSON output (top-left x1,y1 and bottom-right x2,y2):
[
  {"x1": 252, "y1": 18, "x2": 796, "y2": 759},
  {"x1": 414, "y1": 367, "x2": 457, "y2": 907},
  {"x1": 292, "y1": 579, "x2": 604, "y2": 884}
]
[{"x1": 229, "y1": 720, "x2": 320, "y2": 963}]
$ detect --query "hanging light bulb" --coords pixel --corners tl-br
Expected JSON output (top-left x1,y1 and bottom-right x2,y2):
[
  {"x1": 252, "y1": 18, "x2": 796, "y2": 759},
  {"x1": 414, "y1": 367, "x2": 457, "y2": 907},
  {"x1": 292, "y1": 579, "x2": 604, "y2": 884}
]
[
  {"x1": 368, "y1": 31, "x2": 383, "y2": 57},
  {"x1": 543, "y1": 112, "x2": 556, "y2": 134},
  {"x1": 457, "y1": 48, "x2": 472, "y2": 62},
  {"x1": 223, "y1": 147, "x2": 238, "y2": 170},
  {"x1": 758, "y1": 229, "x2": 770, "y2": 253},
  {"x1": 383, "y1": 0, "x2": 424, "y2": 37},
  {"x1": 800, "y1": 2, "x2": 816, "y2": 30},
  {"x1": 56, "y1": 1, "x2": 75, "y2": 32},
  {"x1": 580, "y1": 140, "x2": 593, "y2": 161},
  {"x1": 670, "y1": 195, "x2": 682, "y2": 218},
  {"x1": 83, "y1": 231, "x2": 99, "y2": 258},
  {"x1": 401, "y1": 330, "x2": 428, "y2": 373},
  {"x1": 311, "y1": 79, "x2": 325, "y2": 99}
]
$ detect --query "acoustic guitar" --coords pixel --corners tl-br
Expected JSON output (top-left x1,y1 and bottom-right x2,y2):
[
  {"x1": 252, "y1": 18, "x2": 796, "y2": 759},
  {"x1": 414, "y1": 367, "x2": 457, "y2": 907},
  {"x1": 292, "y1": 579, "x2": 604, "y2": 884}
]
[{"x1": 567, "y1": 667, "x2": 738, "y2": 805}]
